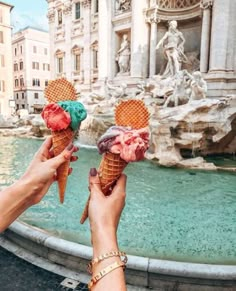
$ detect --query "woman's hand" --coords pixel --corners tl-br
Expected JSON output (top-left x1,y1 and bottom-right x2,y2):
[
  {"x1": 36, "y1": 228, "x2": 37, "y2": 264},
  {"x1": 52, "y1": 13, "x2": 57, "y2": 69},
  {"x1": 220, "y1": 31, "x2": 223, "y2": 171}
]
[
  {"x1": 20, "y1": 136, "x2": 78, "y2": 205},
  {"x1": 88, "y1": 168, "x2": 126, "y2": 256},
  {"x1": 88, "y1": 169, "x2": 127, "y2": 290},
  {"x1": 0, "y1": 136, "x2": 78, "y2": 232}
]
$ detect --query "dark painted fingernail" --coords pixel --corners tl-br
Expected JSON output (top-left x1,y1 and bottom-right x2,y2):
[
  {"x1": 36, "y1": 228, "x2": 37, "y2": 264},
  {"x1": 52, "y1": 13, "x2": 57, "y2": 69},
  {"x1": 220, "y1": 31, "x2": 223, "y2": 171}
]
[
  {"x1": 66, "y1": 143, "x2": 73, "y2": 151},
  {"x1": 90, "y1": 168, "x2": 97, "y2": 176}
]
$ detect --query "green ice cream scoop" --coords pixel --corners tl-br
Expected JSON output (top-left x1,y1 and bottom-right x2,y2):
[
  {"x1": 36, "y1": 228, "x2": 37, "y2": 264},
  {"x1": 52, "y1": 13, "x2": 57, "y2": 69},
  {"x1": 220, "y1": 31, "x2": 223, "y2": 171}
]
[{"x1": 58, "y1": 101, "x2": 87, "y2": 131}]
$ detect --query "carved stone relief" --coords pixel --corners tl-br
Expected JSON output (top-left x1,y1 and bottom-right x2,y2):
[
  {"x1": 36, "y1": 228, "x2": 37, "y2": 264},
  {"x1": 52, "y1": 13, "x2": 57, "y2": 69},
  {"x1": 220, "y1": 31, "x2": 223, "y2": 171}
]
[{"x1": 116, "y1": 0, "x2": 132, "y2": 13}]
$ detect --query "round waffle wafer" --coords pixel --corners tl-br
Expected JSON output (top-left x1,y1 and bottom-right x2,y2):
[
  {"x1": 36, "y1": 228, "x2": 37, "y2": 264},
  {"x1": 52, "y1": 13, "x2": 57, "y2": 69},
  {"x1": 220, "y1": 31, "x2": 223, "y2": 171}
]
[
  {"x1": 115, "y1": 100, "x2": 149, "y2": 129},
  {"x1": 45, "y1": 78, "x2": 77, "y2": 103}
]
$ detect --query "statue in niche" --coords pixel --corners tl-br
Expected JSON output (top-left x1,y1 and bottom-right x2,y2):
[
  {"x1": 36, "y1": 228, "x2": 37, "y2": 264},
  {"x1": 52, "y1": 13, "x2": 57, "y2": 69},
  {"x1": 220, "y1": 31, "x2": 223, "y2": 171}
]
[
  {"x1": 116, "y1": 34, "x2": 131, "y2": 75},
  {"x1": 116, "y1": 0, "x2": 131, "y2": 12},
  {"x1": 156, "y1": 20, "x2": 187, "y2": 77}
]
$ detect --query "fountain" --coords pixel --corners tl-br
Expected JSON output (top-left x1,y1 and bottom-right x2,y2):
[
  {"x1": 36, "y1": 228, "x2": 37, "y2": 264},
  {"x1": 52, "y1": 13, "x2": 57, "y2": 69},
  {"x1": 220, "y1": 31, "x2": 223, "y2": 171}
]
[{"x1": 1, "y1": 14, "x2": 236, "y2": 291}]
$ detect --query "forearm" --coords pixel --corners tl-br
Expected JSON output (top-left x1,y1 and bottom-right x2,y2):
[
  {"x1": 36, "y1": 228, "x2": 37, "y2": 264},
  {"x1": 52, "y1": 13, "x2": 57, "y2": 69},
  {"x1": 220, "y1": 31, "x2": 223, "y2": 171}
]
[
  {"x1": 0, "y1": 178, "x2": 34, "y2": 232},
  {"x1": 91, "y1": 228, "x2": 126, "y2": 291}
]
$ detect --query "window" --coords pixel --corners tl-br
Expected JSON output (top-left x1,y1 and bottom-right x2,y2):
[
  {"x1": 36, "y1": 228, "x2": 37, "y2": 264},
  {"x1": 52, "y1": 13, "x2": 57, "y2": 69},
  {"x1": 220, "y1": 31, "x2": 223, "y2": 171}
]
[
  {"x1": 75, "y1": 54, "x2": 80, "y2": 72},
  {"x1": 0, "y1": 80, "x2": 5, "y2": 92},
  {"x1": 58, "y1": 57, "x2": 63, "y2": 73},
  {"x1": 20, "y1": 46, "x2": 23, "y2": 54},
  {"x1": 22, "y1": 104, "x2": 25, "y2": 109},
  {"x1": 32, "y1": 62, "x2": 39, "y2": 70},
  {"x1": 75, "y1": 3, "x2": 81, "y2": 19},
  {"x1": 0, "y1": 55, "x2": 4, "y2": 67},
  {"x1": 33, "y1": 46, "x2": 37, "y2": 53},
  {"x1": 44, "y1": 48, "x2": 48, "y2": 55},
  {"x1": 21, "y1": 93, "x2": 24, "y2": 99},
  {"x1": 14, "y1": 48, "x2": 17, "y2": 56},
  {"x1": 32, "y1": 79, "x2": 40, "y2": 86},
  {"x1": 0, "y1": 31, "x2": 3, "y2": 43},
  {"x1": 14, "y1": 63, "x2": 18, "y2": 71},
  {"x1": 94, "y1": 0, "x2": 99, "y2": 13},
  {"x1": 15, "y1": 79, "x2": 19, "y2": 87},
  {"x1": 16, "y1": 93, "x2": 19, "y2": 99},
  {"x1": 43, "y1": 63, "x2": 50, "y2": 71},
  {"x1": 0, "y1": 9, "x2": 2, "y2": 23},
  {"x1": 34, "y1": 93, "x2": 39, "y2": 99},
  {"x1": 20, "y1": 78, "x2": 24, "y2": 86},
  {"x1": 19, "y1": 61, "x2": 23, "y2": 70},
  {"x1": 45, "y1": 80, "x2": 48, "y2": 86},
  {"x1": 58, "y1": 10, "x2": 63, "y2": 25},
  {"x1": 94, "y1": 50, "x2": 98, "y2": 69}
]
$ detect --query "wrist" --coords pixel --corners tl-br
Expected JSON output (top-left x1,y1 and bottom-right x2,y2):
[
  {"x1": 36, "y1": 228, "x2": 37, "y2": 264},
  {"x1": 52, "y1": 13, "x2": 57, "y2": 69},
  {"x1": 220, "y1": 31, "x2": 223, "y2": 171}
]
[{"x1": 91, "y1": 227, "x2": 119, "y2": 257}]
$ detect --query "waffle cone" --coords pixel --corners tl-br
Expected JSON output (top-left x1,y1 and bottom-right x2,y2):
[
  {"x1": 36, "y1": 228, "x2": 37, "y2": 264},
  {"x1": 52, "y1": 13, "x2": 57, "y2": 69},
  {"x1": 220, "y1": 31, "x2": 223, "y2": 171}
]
[
  {"x1": 52, "y1": 127, "x2": 74, "y2": 203},
  {"x1": 98, "y1": 152, "x2": 127, "y2": 195},
  {"x1": 45, "y1": 78, "x2": 77, "y2": 103}
]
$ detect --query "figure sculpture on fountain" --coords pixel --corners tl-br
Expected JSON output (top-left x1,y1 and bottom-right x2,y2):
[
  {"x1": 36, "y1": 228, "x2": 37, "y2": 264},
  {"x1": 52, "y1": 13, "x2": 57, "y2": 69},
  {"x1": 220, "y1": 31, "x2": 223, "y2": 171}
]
[
  {"x1": 156, "y1": 20, "x2": 187, "y2": 77},
  {"x1": 116, "y1": 0, "x2": 131, "y2": 12},
  {"x1": 116, "y1": 34, "x2": 131, "y2": 76}
]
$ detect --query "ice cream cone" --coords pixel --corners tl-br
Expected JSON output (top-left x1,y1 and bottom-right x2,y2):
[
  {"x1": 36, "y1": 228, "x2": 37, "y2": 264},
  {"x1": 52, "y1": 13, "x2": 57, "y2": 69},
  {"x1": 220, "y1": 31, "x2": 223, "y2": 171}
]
[
  {"x1": 44, "y1": 78, "x2": 77, "y2": 203},
  {"x1": 80, "y1": 100, "x2": 149, "y2": 224},
  {"x1": 52, "y1": 127, "x2": 74, "y2": 203}
]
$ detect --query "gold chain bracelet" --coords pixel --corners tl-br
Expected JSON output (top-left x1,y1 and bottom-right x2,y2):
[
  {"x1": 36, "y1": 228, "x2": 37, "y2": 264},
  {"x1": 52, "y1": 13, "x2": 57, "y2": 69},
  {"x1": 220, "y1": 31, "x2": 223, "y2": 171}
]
[
  {"x1": 87, "y1": 250, "x2": 127, "y2": 274},
  {"x1": 88, "y1": 260, "x2": 125, "y2": 289}
]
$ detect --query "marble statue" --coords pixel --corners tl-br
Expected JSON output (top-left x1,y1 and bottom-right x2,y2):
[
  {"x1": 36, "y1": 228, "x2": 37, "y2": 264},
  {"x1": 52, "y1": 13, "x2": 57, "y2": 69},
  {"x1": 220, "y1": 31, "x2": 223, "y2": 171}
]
[
  {"x1": 116, "y1": 34, "x2": 131, "y2": 75},
  {"x1": 163, "y1": 70, "x2": 190, "y2": 107},
  {"x1": 156, "y1": 20, "x2": 187, "y2": 77},
  {"x1": 106, "y1": 80, "x2": 127, "y2": 100},
  {"x1": 116, "y1": 0, "x2": 131, "y2": 12},
  {"x1": 186, "y1": 71, "x2": 207, "y2": 101}
]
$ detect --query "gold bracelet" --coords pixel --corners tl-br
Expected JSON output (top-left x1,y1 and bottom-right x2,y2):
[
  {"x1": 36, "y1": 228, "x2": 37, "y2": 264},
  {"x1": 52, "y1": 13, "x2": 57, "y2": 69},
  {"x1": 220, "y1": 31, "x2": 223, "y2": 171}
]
[
  {"x1": 87, "y1": 250, "x2": 127, "y2": 274},
  {"x1": 88, "y1": 261, "x2": 125, "y2": 289}
]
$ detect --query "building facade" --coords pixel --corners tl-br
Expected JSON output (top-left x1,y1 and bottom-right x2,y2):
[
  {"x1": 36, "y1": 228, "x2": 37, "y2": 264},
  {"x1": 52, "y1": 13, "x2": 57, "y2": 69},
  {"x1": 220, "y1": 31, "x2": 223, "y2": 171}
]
[
  {"x1": 47, "y1": 0, "x2": 236, "y2": 98},
  {"x1": 0, "y1": 1, "x2": 14, "y2": 116},
  {"x1": 12, "y1": 27, "x2": 50, "y2": 113}
]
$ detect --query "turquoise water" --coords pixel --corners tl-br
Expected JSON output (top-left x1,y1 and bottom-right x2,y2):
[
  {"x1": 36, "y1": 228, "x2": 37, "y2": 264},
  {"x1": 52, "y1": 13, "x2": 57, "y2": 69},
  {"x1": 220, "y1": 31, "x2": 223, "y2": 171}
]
[{"x1": 0, "y1": 137, "x2": 236, "y2": 264}]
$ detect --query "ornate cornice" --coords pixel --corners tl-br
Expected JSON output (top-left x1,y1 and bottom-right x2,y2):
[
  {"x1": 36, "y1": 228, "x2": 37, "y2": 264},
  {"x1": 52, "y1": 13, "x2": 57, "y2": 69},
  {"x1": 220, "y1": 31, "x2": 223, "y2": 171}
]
[
  {"x1": 47, "y1": 9, "x2": 55, "y2": 23},
  {"x1": 145, "y1": 6, "x2": 160, "y2": 24},
  {"x1": 200, "y1": 0, "x2": 213, "y2": 9},
  {"x1": 64, "y1": 1, "x2": 72, "y2": 15},
  {"x1": 81, "y1": 0, "x2": 91, "y2": 8}
]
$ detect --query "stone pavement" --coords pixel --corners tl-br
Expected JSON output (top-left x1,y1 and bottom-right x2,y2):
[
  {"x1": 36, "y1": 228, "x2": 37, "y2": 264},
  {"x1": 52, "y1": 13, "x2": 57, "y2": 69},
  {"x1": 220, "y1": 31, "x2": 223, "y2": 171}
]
[{"x1": 0, "y1": 246, "x2": 88, "y2": 291}]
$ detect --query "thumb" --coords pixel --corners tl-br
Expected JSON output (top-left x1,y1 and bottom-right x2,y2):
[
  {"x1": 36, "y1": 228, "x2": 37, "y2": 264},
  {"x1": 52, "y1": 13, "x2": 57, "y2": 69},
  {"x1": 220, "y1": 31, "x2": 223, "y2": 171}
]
[
  {"x1": 48, "y1": 143, "x2": 75, "y2": 169},
  {"x1": 112, "y1": 174, "x2": 127, "y2": 198}
]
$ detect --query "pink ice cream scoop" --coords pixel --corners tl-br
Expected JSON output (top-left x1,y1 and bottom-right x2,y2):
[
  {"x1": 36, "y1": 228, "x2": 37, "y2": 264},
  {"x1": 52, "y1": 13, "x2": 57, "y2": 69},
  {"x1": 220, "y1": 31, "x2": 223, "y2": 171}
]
[{"x1": 97, "y1": 126, "x2": 149, "y2": 162}]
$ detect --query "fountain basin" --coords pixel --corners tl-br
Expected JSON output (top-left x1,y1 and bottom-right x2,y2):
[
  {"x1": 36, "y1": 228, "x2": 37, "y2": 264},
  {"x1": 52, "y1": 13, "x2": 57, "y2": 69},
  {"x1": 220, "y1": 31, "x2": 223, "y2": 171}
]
[{"x1": 1, "y1": 221, "x2": 236, "y2": 290}]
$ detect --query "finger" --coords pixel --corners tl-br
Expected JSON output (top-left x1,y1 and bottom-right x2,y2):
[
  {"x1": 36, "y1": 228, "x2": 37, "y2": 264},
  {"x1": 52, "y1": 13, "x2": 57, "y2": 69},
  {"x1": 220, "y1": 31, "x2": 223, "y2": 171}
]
[
  {"x1": 73, "y1": 146, "x2": 79, "y2": 153},
  {"x1": 111, "y1": 174, "x2": 127, "y2": 198},
  {"x1": 35, "y1": 137, "x2": 53, "y2": 159},
  {"x1": 68, "y1": 168, "x2": 73, "y2": 175},
  {"x1": 48, "y1": 149, "x2": 55, "y2": 159},
  {"x1": 70, "y1": 155, "x2": 78, "y2": 162},
  {"x1": 48, "y1": 143, "x2": 75, "y2": 169},
  {"x1": 89, "y1": 168, "x2": 103, "y2": 196}
]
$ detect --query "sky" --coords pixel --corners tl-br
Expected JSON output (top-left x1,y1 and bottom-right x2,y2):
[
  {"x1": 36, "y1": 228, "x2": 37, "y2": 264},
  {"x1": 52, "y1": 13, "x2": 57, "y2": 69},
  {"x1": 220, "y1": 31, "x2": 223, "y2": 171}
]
[{"x1": 9, "y1": 0, "x2": 48, "y2": 32}]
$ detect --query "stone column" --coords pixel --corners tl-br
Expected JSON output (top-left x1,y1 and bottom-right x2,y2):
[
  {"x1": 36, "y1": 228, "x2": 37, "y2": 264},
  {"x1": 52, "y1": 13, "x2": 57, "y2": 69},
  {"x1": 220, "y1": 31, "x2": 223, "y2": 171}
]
[
  {"x1": 200, "y1": 0, "x2": 213, "y2": 73},
  {"x1": 64, "y1": 1, "x2": 72, "y2": 81},
  {"x1": 146, "y1": 6, "x2": 159, "y2": 77},
  {"x1": 82, "y1": 0, "x2": 92, "y2": 87},
  {"x1": 47, "y1": 7, "x2": 56, "y2": 79},
  {"x1": 209, "y1": 0, "x2": 231, "y2": 72},
  {"x1": 98, "y1": 0, "x2": 112, "y2": 81},
  {"x1": 131, "y1": 0, "x2": 149, "y2": 78}
]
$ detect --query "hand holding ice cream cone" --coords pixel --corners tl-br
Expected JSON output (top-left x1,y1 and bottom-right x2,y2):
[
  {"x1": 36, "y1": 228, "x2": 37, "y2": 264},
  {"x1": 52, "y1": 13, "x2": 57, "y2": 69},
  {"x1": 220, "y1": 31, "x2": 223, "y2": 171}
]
[{"x1": 42, "y1": 78, "x2": 87, "y2": 203}]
